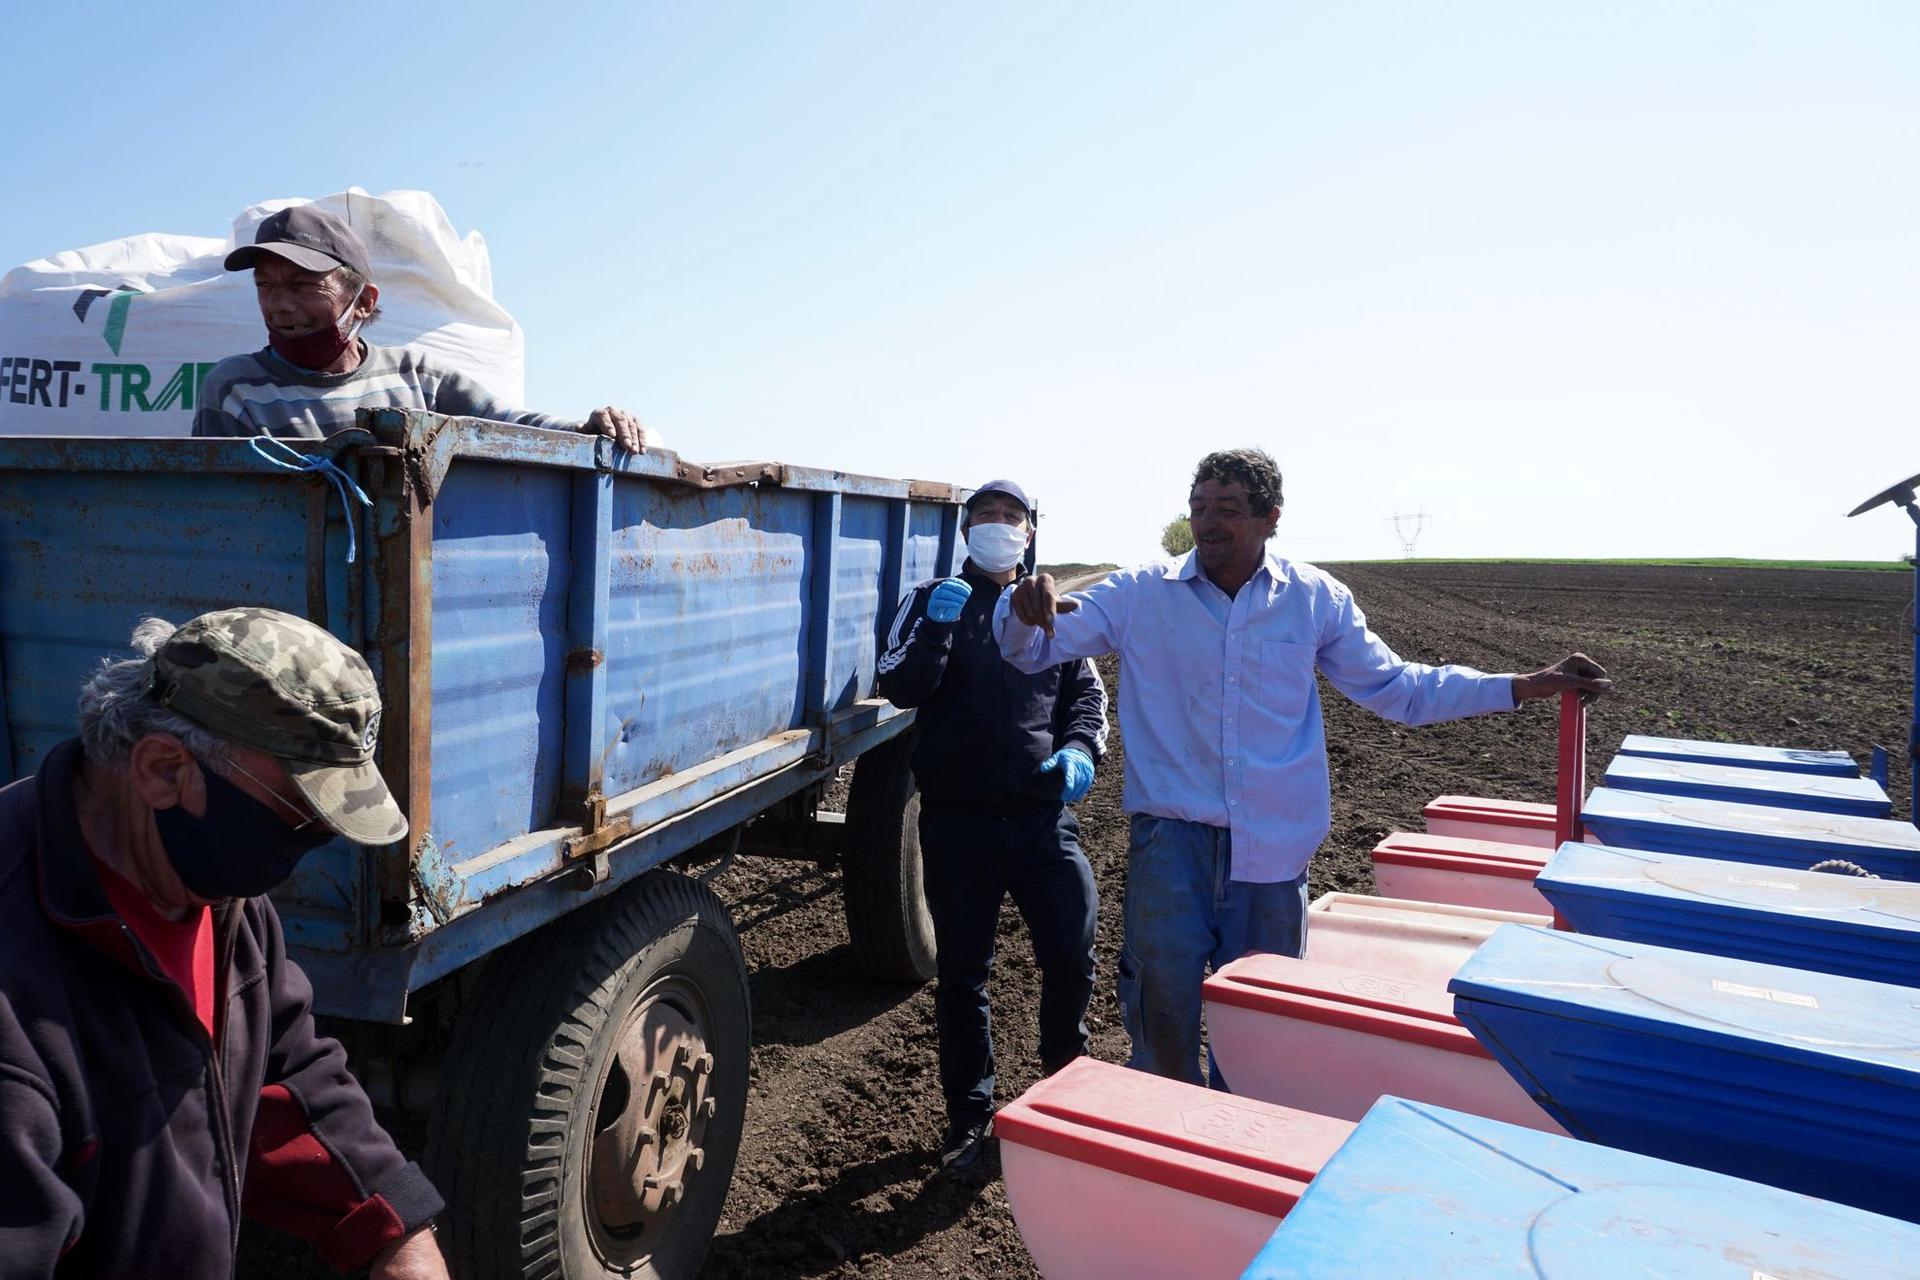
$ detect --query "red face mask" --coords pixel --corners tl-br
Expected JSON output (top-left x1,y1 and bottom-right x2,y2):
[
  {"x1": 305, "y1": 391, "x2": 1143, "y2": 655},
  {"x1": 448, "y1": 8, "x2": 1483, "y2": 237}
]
[{"x1": 268, "y1": 288, "x2": 364, "y2": 370}]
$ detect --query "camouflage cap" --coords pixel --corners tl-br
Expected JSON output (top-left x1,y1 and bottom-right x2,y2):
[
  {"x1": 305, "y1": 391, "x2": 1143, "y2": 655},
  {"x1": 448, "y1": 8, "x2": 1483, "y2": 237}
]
[{"x1": 148, "y1": 607, "x2": 408, "y2": 846}]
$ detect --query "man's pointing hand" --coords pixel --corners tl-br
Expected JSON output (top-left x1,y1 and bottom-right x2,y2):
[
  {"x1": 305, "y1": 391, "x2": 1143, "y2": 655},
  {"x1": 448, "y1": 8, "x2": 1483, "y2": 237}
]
[{"x1": 1008, "y1": 573, "x2": 1079, "y2": 636}]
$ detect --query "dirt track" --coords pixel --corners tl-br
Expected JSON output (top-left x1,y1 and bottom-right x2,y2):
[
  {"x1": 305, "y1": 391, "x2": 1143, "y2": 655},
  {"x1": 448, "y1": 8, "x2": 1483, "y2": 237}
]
[{"x1": 246, "y1": 561, "x2": 1916, "y2": 1278}]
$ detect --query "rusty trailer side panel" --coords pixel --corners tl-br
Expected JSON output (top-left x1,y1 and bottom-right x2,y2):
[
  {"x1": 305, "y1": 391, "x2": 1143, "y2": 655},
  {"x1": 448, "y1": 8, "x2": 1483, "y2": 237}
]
[{"x1": 0, "y1": 412, "x2": 966, "y2": 1021}]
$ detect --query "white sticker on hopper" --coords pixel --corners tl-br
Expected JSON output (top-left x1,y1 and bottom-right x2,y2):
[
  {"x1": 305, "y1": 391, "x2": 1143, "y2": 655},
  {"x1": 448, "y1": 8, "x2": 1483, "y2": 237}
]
[
  {"x1": 1726, "y1": 876, "x2": 1798, "y2": 892},
  {"x1": 1712, "y1": 979, "x2": 1818, "y2": 1008}
]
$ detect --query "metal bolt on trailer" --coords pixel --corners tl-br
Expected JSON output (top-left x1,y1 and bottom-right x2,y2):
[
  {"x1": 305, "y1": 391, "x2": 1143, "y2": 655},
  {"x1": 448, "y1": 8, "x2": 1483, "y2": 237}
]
[
  {"x1": 1847, "y1": 470, "x2": 1920, "y2": 827},
  {"x1": 0, "y1": 411, "x2": 972, "y2": 1279}
]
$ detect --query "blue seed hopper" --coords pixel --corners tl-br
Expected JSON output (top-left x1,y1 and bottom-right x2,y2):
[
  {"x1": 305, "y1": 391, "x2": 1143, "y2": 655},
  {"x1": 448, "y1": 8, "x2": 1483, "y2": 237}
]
[
  {"x1": 1238, "y1": 1096, "x2": 1920, "y2": 1279},
  {"x1": 1448, "y1": 924, "x2": 1920, "y2": 1220},
  {"x1": 1536, "y1": 842, "x2": 1920, "y2": 983},
  {"x1": 1601, "y1": 753, "x2": 1891, "y2": 818},
  {"x1": 1579, "y1": 786, "x2": 1920, "y2": 879},
  {"x1": 1613, "y1": 732, "x2": 1861, "y2": 777}
]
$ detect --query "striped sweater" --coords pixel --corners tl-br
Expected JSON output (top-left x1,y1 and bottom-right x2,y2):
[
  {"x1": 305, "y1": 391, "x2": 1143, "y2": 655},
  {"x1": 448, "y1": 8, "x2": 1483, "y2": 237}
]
[{"x1": 191, "y1": 342, "x2": 578, "y2": 438}]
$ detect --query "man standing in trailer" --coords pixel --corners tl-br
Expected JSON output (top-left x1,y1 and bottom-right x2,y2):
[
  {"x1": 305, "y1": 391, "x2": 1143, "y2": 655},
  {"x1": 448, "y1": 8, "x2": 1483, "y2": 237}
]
[
  {"x1": 996, "y1": 448, "x2": 1610, "y2": 1089},
  {"x1": 879, "y1": 480, "x2": 1110, "y2": 1173},
  {"x1": 193, "y1": 203, "x2": 651, "y2": 450}
]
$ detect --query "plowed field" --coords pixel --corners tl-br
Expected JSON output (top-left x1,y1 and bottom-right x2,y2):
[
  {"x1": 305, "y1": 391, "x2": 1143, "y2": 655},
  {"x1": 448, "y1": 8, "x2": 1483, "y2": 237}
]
[{"x1": 247, "y1": 561, "x2": 1915, "y2": 1278}]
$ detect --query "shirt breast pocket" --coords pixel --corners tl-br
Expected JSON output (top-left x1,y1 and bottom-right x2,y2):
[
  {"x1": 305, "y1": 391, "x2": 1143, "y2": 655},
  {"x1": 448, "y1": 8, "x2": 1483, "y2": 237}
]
[{"x1": 1255, "y1": 640, "x2": 1318, "y2": 720}]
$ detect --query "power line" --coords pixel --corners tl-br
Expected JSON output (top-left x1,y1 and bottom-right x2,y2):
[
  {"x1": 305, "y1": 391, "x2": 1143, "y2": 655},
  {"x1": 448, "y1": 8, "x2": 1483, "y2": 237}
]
[{"x1": 1277, "y1": 530, "x2": 1403, "y2": 544}]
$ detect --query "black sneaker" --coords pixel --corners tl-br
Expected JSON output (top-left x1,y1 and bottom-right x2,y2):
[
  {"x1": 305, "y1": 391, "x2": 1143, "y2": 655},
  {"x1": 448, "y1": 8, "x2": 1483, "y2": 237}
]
[{"x1": 937, "y1": 1116, "x2": 993, "y2": 1172}]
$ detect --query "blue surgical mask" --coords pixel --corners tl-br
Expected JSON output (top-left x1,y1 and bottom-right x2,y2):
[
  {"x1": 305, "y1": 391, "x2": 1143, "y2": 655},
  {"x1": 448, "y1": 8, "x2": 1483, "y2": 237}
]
[{"x1": 964, "y1": 521, "x2": 1028, "y2": 573}]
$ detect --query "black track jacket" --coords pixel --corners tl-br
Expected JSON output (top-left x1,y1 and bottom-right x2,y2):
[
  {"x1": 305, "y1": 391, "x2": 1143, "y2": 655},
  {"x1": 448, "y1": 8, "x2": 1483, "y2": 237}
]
[{"x1": 878, "y1": 561, "x2": 1109, "y2": 811}]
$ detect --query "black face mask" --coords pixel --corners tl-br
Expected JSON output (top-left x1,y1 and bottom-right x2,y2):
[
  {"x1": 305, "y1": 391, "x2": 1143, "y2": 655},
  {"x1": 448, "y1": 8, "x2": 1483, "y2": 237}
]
[{"x1": 152, "y1": 766, "x2": 335, "y2": 900}]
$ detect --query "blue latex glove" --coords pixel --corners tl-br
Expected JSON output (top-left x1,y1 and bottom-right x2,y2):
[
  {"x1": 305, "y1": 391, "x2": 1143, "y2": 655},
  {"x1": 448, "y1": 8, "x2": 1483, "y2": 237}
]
[
  {"x1": 1041, "y1": 747, "x2": 1096, "y2": 803},
  {"x1": 927, "y1": 577, "x2": 972, "y2": 623}
]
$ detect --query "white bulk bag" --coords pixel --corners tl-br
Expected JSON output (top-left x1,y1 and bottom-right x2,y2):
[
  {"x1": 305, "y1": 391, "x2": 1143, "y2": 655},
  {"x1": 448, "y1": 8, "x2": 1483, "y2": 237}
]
[{"x1": 0, "y1": 188, "x2": 525, "y2": 437}]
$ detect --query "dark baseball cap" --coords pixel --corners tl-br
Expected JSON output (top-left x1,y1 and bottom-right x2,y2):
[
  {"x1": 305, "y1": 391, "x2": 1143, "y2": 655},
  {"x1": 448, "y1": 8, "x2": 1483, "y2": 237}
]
[
  {"x1": 224, "y1": 205, "x2": 373, "y2": 277},
  {"x1": 965, "y1": 479, "x2": 1032, "y2": 520}
]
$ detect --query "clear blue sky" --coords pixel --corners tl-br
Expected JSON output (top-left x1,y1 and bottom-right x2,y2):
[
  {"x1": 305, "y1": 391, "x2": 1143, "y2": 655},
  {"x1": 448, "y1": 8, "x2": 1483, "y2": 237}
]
[{"x1": 6, "y1": 2, "x2": 1918, "y2": 564}]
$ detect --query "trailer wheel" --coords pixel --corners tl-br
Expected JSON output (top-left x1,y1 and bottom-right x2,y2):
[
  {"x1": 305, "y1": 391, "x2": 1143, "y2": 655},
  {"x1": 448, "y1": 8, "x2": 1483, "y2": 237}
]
[
  {"x1": 425, "y1": 870, "x2": 750, "y2": 1280},
  {"x1": 843, "y1": 731, "x2": 937, "y2": 983}
]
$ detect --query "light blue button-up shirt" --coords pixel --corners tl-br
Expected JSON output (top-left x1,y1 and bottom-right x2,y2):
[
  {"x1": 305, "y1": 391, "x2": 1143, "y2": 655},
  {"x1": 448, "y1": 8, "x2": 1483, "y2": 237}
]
[{"x1": 994, "y1": 551, "x2": 1518, "y2": 883}]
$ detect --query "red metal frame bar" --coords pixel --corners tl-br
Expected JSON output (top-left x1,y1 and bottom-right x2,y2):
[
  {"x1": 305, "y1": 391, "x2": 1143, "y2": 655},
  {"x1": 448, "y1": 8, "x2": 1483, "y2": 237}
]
[
  {"x1": 1555, "y1": 691, "x2": 1586, "y2": 848},
  {"x1": 1551, "y1": 691, "x2": 1588, "y2": 930}
]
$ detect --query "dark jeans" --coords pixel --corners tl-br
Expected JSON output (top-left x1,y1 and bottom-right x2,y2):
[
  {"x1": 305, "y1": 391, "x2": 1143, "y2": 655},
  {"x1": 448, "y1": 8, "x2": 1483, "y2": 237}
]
[{"x1": 918, "y1": 805, "x2": 1098, "y2": 1125}]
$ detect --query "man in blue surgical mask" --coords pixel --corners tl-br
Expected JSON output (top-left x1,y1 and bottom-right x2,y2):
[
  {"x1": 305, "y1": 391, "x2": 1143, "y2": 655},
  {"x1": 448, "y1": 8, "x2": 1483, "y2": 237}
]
[{"x1": 877, "y1": 480, "x2": 1110, "y2": 1175}]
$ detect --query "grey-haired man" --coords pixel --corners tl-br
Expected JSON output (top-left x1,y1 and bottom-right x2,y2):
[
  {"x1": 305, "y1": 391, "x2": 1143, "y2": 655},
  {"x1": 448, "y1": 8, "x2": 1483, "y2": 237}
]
[
  {"x1": 0, "y1": 608, "x2": 447, "y2": 1279},
  {"x1": 193, "y1": 203, "x2": 650, "y2": 451}
]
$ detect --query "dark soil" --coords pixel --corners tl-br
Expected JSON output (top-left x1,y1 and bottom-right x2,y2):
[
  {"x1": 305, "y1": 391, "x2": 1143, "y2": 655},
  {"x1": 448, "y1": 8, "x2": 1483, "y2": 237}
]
[{"x1": 242, "y1": 561, "x2": 1916, "y2": 1277}]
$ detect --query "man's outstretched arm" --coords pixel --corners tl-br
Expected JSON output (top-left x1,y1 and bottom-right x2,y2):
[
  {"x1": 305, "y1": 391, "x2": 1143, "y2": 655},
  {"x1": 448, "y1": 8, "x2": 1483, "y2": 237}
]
[
  {"x1": 1316, "y1": 585, "x2": 1610, "y2": 725},
  {"x1": 994, "y1": 571, "x2": 1130, "y2": 672}
]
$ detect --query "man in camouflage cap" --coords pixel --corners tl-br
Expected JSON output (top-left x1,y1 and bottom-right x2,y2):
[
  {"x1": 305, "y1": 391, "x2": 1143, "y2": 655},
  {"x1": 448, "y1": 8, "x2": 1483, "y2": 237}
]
[
  {"x1": 0, "y1": 609, "x2": 448, "y2": 1278},
  {"x1": 147, "y1": 606, "x2": 409, "y2": 850}
]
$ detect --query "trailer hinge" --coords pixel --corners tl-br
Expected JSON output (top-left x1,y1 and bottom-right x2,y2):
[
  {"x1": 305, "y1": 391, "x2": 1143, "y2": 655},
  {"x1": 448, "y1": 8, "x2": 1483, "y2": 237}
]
[
  {"x1": 563, "y1": 812, "x2": 634, "y2": 890},
  {"x1": 565, "y1": 814, "x2": 629, "y2": 858},
  {"x1": 573, "y1": 849, "x2": 610, "y2": 890}
]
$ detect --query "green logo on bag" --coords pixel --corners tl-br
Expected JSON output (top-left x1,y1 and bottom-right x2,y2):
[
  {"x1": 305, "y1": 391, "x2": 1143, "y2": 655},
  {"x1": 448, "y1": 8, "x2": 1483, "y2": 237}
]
[
  {"x1": 72, "y1": 287, "x2": 140, "y2": 355},
  {"x1": 49, "y1": 287, "x2": 217, "y2": 412}
]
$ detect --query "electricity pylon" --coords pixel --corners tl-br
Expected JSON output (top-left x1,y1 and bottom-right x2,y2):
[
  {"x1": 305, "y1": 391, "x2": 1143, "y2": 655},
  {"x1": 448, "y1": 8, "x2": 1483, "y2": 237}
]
[{"x1": 1389, "y1": 511, "x2": 1430, "y2": 558}]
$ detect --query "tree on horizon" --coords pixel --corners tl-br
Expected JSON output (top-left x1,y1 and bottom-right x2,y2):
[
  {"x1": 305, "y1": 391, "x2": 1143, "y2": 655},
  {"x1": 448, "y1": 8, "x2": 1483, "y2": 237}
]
[{"x1": 1161, "y1": 515, "x2": 1193, "y2": 556}]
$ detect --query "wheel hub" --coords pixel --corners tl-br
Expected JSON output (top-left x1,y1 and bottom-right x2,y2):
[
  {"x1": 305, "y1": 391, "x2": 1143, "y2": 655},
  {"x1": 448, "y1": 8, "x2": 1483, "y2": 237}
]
[{"x1": 588, "y1": 997, "x2": 716, "y2": 1250}]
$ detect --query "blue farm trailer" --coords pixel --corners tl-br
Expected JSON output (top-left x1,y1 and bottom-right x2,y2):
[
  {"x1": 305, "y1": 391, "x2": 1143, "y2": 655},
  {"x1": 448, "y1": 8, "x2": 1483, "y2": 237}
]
[{"x1": 0, "y1": 410, "x2": 969, "y2": 1279}]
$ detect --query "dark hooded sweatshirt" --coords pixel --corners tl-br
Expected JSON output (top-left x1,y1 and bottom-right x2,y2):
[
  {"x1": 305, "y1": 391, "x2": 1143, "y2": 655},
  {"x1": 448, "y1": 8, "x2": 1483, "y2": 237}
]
[{"x1": 0, "y1": 738, "x2": 442, "y2": 1277}]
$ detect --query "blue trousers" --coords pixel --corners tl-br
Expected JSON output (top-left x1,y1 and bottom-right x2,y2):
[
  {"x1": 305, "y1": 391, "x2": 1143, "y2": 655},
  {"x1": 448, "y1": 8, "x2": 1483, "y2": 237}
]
[
  {"x1": 1118, "y1": 813, "x2": 1309, "y2": 1089},
  {"x1": 919, "y1": 805, "x2": 1097, "y2": 1124}
]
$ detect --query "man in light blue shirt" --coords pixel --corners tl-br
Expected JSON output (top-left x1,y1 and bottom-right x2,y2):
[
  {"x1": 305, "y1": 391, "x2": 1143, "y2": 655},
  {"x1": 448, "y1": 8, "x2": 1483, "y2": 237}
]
[{"x1": 995, "y1": 448, "x2": 1610, "y2": 1087}]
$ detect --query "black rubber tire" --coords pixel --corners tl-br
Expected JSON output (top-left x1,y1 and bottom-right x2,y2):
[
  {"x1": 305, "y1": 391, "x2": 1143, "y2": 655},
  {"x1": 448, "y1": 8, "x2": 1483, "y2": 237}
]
[
  {"x1": 842, "y1": 731, "x2": 937, "y2": 983},
  {"x1": 424, "y1": 870, "x2": 750, "y2": 1280}
]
